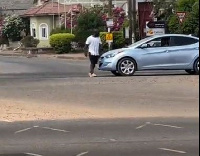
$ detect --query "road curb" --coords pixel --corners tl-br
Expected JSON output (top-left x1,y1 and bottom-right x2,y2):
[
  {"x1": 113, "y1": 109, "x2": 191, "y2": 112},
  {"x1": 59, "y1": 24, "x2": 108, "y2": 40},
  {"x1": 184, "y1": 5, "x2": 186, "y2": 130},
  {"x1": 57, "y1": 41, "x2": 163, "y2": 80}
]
[{"x1": 0, "y1": 53, "x2": 86, "y2": 60}]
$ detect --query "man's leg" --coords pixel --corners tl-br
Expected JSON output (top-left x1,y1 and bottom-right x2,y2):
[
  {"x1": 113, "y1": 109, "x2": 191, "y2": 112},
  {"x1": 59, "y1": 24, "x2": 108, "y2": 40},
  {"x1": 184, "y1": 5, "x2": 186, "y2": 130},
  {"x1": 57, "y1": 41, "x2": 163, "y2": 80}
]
[{"x1": 90, "y1": 63, "x2": 95, "y2": 74}]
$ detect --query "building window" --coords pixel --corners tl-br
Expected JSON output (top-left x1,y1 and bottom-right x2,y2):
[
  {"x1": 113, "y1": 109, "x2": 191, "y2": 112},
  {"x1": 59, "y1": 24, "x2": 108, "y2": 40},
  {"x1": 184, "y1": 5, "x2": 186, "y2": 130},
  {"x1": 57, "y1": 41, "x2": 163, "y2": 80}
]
[
  {"x1": 31, "y1": 23, "x2": 36, "y2": 38},
  {"x1": 39, "y1": 23, "x2": 48, "y2": 40}
]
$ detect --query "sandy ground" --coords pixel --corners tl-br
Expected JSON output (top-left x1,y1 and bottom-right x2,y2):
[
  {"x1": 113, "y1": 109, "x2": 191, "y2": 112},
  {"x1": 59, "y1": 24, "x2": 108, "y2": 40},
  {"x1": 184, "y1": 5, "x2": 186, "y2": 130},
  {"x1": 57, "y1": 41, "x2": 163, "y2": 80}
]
[{"x1": 0, "y1": 76, "x2": 199, "y2": 122}]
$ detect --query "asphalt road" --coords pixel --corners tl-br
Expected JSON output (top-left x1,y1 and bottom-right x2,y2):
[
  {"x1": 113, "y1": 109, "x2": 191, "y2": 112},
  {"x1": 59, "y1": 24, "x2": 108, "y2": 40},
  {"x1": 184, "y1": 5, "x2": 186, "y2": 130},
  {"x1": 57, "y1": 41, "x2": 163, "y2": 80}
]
[
  {"x1": 0, "y1": 56, "x2": 199, "y2": 156},
  {"x1": 0, "y1": 118, "x2": 199, "y2": 156}
]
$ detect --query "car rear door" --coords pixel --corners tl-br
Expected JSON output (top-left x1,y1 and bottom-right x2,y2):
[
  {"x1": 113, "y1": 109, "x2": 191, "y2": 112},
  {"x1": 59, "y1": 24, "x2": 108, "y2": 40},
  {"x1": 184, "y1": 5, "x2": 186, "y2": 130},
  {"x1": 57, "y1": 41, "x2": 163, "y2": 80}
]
[{"x1": 167, "y1": 36, "x2": 199, "y2": 69}]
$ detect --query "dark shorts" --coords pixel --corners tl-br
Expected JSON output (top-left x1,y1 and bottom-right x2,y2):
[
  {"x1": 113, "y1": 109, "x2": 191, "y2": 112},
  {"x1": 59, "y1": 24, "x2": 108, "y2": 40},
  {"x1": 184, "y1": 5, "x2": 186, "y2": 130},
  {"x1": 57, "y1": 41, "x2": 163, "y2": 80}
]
[{"x1": 89, "y1": 53, "x2": 99, "y2": 65}]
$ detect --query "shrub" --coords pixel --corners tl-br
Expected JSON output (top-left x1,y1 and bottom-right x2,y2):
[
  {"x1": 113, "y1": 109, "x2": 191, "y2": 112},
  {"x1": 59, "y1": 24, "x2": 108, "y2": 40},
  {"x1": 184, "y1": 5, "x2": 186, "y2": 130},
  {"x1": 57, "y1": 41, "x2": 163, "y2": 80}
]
[
  {"x1": 20, "y1": 36, "x2": 40, "y2": 47},
  {"x1": 100, "y1": 31, "x2": 125, "y2": 52},
  {"x1": 49, "y1": 33, "x2": 75, "y2": 54},
  {"x1": 50, "y1": 27, "x2": 70, "y2": 35},
  {"x1": 2, "y1": 15, "x2": 26, "y2": 41}
]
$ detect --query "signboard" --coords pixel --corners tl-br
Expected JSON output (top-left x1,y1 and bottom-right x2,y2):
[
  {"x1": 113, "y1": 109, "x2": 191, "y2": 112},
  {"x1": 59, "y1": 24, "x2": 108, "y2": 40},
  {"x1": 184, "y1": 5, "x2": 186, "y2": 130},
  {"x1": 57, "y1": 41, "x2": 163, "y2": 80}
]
[
  {"x1": 146, "y1": 21, "x2": 165, "y2": 29},
  {"x1": 106, "y1": 18, "x2": 114, "y2": 27},
  {"x1": 146, "y1": 21, "x2": 165, "y2": 36},
  {"x1": 106, "y1": 33, "x2": 113, "y2": 42},
  {"x1": 146, "y1": 28, "x2": 165, "y2": 36},
  {"x1": 176, "y1": 12, "x2": 187, "y2": 23}
]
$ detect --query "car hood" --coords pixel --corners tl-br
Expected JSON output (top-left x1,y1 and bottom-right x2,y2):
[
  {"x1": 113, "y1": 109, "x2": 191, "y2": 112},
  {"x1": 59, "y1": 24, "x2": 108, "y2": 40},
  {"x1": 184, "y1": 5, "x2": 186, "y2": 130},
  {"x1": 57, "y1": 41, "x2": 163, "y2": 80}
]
[{"x1": 102, "y1": 48, "x2": 131, "y2": 57}]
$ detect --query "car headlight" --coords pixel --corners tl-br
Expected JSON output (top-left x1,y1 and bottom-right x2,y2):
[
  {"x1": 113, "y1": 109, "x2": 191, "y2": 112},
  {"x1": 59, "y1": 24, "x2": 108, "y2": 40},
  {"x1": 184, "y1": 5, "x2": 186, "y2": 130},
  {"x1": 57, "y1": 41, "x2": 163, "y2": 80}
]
[{"x1": 105, "y1": 51, "x2": 123, "y2": 58}]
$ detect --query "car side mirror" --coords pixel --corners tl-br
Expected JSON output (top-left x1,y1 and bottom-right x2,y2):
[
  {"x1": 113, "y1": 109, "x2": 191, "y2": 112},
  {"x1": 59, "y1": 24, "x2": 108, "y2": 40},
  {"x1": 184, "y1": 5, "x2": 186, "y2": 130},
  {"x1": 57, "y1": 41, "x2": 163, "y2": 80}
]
[{"x1": 140, "y1": 44, "x2": 148, "y2": 49}]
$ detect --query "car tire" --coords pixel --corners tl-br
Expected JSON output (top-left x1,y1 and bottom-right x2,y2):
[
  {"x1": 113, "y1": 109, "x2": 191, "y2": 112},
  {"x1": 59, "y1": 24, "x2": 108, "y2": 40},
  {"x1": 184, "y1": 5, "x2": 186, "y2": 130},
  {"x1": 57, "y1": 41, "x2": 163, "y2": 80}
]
[
  {"x1": 194, "y1": 58, "x2": 199, "y2": 75},
  {"x1": 117, "y1": 58, "x2": 137, "y2": 76},
  {"x1": 185, "y1": 70, "x2": 196, "y2": 75},
  {"x1": 111, "y1": 71, "x2": 122, "y2": 76}
]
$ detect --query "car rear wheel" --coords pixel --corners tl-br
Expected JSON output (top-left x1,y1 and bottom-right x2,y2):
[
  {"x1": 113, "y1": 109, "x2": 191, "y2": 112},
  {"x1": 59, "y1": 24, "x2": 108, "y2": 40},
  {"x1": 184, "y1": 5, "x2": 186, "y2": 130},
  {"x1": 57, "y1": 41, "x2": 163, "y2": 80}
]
[
  {"x1": 111, "y1": 71, "x2": 122, "y2": 76},
  {"x1": 117, "y1": 58, "x2": 136, "y2": 76},
  {"x1": 194, "y1": 58, "x2": 199, "y2": 75}
]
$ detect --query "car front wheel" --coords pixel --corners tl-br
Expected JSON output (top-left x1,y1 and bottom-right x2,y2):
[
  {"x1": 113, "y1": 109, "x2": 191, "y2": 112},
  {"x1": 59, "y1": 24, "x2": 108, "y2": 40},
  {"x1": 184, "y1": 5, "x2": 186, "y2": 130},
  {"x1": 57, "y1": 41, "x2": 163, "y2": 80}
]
[{"x1": 117, "y1": 58, "x2": 137, "y2": 76}]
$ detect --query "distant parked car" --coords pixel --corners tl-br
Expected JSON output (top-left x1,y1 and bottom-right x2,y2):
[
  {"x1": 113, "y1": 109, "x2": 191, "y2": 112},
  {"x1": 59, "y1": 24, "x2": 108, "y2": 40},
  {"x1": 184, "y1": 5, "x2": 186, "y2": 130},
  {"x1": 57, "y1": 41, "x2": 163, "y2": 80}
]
[{"x1": 99, "y1": 34, "x2": 199, "y2": 76}]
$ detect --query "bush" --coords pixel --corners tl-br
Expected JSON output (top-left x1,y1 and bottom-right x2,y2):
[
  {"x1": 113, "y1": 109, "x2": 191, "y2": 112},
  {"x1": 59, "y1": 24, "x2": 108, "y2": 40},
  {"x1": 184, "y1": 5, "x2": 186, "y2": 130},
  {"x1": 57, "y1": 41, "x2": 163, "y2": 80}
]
[
  {"x1": 20, "y1": 36, "x2": 39, "y2": 47},
  {"x1": 50, "y1": 27, "x2": 70, "y2": 35},
  {"x1": 100, "y1": 31, "x2": 125, "y2": 52},
  {"x1": 49, "y1": 33, "x2": 75, "y2": 54}
]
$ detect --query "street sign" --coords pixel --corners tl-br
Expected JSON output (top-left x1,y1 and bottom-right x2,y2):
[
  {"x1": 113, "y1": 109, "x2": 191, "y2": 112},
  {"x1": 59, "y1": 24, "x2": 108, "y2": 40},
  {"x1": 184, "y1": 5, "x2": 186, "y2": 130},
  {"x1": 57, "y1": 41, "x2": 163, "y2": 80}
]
[
  {"x1": 106, "y1": 18, "x2": 114, "y2": 27},
  {"x1": 176, "y1": 12, "x2": 187, "y2": 23},
  {"x1": 106, "y1": 33, "x2": 113, "y2": 42},
  {"x1": 146, "y1": 21, "x2": 166, "y2": 29},
  {"x1": 146, "y1": 28, "x2": 165, "y2": 36},
  {"x1": 146, "y1": 21, "x2": 165, "y2": 36}
]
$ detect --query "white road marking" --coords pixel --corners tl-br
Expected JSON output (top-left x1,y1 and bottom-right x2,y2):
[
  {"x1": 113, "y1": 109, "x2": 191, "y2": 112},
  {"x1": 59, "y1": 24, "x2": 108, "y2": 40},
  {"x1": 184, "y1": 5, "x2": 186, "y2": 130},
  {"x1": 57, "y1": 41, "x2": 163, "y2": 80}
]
[
  {"x1": 42, "y1": 127, "x2": 70, "y2": 133},
  {"x1": 159, "y1": 148, "x2": 187, "y2": 154},
  {"x1": 25, "y1": 153, "x2": 43, "y2": 156},
  {"x1": 136, "y1": 124, "x2": 147, "y2": 130},
  {"x1": 110, "y1": 139, "x2": 117, "y2": 142},
  {"x1": 76, "y1": 151, "x2": 89, "y2": 156},
  {"x1": 136, "y1": 122, "x2": 151, "y2": 130},
  {"x1": 154, "y1": 124, "x2": 183, "y2": 129},
  {"x1": 15, "y1": 127, "x2": 33, "y2": 134}
]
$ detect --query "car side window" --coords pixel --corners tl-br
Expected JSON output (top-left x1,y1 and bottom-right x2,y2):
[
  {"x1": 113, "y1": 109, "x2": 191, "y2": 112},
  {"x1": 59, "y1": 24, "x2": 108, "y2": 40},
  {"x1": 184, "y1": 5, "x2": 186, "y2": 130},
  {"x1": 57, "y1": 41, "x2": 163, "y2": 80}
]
[
  {"x1": 171, "y1": 36, "x2": 199, "y2": 46},
  {"x1": 146, "y1": 37, "x2": 171, "y2": 48}
]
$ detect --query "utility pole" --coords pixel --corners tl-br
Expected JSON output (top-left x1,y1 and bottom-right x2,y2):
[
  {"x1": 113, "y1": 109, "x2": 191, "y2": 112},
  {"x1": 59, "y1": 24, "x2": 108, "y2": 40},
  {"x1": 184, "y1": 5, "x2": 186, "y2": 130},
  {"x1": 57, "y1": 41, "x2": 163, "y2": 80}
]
[
  {"x1": 128, "y1": 0, "x2": 133, "y2": 44},
  {"x1": 132, "y1": 0, "x2": 137, "y2": 43},
  {"x1": 108, "y1": 0, "x2": 112, "y2": 18}
]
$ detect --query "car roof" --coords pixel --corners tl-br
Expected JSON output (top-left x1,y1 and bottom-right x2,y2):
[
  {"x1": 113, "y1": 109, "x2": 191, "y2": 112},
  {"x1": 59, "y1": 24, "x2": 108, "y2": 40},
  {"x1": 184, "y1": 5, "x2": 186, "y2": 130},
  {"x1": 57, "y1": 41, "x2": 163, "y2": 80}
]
[{"x1": 153, "y1": 34, "x2": 199, "y2": 40}]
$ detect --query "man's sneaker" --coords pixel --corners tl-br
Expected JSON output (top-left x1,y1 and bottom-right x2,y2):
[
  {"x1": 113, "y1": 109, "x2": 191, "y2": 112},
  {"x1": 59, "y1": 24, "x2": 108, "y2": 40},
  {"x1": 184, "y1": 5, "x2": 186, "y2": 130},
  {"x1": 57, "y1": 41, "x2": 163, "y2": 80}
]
[
  {"x1": 88, "y1": 73, "x2": 92, "y2": 77},
  {"x1": 92, "y1": 73, "x2": 97, "y2": 77}
]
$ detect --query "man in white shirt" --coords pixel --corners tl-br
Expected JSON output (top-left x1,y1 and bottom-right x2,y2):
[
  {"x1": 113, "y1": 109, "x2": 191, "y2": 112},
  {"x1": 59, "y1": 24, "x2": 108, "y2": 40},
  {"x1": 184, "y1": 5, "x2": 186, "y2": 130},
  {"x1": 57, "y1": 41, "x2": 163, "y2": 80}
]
[{"x1": 85, "y1": 30, "x2": 102, "y2": 77}]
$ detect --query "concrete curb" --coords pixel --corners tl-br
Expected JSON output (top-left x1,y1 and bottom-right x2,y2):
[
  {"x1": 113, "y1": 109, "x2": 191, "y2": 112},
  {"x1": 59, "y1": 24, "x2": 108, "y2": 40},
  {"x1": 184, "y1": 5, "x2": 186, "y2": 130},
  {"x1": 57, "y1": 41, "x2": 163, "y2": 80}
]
[{"x1": 0, "y1": 53, "x2": 86, "y2": 60}]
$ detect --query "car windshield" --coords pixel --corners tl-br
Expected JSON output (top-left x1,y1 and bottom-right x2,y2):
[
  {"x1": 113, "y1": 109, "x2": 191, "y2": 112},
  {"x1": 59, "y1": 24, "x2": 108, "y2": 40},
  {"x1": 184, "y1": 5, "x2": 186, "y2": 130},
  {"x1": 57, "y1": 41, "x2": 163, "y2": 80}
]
[{"x1": 128, "y1": 36, "x2": 154, "y2": 48}]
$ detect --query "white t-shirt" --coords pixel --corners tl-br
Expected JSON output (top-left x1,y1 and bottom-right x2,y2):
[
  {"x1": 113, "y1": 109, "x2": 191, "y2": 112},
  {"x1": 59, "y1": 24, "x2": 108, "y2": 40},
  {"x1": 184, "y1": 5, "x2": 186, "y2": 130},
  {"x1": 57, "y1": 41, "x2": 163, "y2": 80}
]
[{"x1": 86, "y1": 35, "x2": 102, "y2": 56}]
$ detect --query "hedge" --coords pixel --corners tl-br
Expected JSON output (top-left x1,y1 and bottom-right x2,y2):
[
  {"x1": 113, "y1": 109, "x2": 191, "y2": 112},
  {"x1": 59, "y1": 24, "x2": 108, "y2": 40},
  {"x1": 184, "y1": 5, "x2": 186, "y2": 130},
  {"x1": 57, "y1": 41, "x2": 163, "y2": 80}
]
[
  {"x1": 49, "y1": 33, "x2": 75, "y2": 54},
  {"x1": 100, "y1": 31, "x2": 125, "y2": 52},
  {"x1": 50, "y1": 27, "x2": 71, "y2": 36}
]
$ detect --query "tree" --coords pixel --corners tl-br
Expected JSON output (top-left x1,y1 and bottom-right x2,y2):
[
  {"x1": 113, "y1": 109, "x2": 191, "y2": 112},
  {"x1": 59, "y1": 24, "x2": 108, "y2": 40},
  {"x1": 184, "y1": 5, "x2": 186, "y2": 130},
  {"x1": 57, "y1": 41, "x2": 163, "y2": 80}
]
[
  {"x1": 168, "y1": 0, "x2": 199, "y2": 36},
  {"x1": 74, "y1": 8, "x2": 105, "y2": 46},
  {"x1": 2, "y1": 15, "x2": 26, "y2": 41},
  {"x1": 153, "y1": 0, "x2": 177, "y2": 21}
]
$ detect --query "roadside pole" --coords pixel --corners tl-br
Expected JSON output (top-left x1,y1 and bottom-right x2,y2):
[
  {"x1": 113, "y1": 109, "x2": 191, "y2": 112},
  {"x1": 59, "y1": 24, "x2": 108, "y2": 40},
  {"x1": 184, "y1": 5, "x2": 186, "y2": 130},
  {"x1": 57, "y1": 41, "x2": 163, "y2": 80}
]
[{"x1": 107, "y1": 0, "x2": 113, "y2": 51}]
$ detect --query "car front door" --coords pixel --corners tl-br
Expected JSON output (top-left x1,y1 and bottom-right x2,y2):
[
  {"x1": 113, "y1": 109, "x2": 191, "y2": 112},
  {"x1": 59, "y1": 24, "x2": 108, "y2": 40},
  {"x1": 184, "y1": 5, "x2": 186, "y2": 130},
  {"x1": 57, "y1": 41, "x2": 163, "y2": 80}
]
[
  {"x1": 138, "y1": 37, "x2": 171, "y2": 70},
  {"x1": 166, "y1": 36, "x2": 199, "y2": 69}
]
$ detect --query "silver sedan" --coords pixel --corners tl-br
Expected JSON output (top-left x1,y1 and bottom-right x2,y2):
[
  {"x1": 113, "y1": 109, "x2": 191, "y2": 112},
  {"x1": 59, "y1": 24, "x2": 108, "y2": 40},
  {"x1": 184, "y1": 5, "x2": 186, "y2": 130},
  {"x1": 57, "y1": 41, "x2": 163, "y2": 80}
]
[{"x1": 99, "y1": 34, "x2": 199, "y2": 76}]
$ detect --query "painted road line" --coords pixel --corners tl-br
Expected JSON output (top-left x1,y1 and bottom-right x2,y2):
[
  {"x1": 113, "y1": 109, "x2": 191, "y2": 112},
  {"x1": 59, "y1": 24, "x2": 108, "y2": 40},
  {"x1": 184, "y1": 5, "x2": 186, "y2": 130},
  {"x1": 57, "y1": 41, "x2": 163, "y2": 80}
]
[
  {"x1": 136, "y1": 122, "x2": 151, "y2": 130},
  {"x1": 25, "y1": 153, "x2": 43, "y2": 156},
  {"x1": 136, "y1": 124, "x2": 147, "y2": 130},
  {"x1": 154, "y1": 124, "x2": 183, "y2": 129},
  {"x1": 42, "y1": 127, "x2": 70, "y2": 133},
  {"x1": 110, "y1": 139, "x2": 117, "y2": 142},
  {"x1": 15, "y1": 127, "x2": 33, "y2": 134},
  {"x1": 76, "y1": 151, "x2": 89, "y2": 156},
  {"x1": 159, "y1": 148, "x2": 186, "y2": 154}
]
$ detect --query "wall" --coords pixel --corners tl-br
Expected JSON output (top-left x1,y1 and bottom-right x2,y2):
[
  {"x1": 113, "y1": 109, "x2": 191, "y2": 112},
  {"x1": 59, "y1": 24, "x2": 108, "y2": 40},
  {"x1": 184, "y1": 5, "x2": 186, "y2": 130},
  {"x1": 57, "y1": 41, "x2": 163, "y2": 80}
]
[{"x1": 30, "y1": 16, "x2": 59, "y2": 47}]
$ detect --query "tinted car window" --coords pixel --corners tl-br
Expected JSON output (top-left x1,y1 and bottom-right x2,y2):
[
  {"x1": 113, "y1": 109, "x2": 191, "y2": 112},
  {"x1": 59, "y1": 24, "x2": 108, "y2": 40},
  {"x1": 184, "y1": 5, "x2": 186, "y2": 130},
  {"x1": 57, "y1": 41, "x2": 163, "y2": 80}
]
[
  {"x1": 146, "y1": 37, "x2": 170, "y2": 48},
  {"x1": 171, "y1": 36, "x2": 199, "y2": 46}
]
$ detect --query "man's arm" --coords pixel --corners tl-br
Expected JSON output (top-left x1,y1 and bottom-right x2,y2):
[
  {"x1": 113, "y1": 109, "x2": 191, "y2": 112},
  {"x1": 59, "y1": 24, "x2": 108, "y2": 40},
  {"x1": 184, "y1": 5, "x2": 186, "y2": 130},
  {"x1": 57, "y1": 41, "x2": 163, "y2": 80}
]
[
  {"x1": 84, "y1": 44, "x2": 89, "y2": 57},
  {"x1": 84, "y1": 37, "x2": 90, "y2": 57}
]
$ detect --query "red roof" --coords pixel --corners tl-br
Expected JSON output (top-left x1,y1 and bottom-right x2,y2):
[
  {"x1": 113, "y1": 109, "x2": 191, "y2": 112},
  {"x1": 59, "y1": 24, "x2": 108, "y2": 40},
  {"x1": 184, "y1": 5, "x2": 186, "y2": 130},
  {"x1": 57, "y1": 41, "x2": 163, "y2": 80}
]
[{"x1": 23, "y1": 2, "x2": 81, "y2": 16}]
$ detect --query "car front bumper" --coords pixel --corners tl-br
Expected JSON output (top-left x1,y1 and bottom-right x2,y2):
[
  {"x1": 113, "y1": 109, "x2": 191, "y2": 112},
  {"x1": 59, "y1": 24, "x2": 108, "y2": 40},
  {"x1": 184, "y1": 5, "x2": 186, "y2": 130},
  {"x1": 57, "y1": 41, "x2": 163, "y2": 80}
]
[{"x1": 98, "y1": 56, "x2": 116, "y2": 71}]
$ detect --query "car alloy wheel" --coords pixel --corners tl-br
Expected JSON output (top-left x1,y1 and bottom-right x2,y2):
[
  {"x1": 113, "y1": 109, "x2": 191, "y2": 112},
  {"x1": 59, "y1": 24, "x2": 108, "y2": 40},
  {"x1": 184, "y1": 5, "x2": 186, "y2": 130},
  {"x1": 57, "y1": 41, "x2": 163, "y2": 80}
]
[{"x1": 118, "y1": 58, "x2": 136, "y2": 76}]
